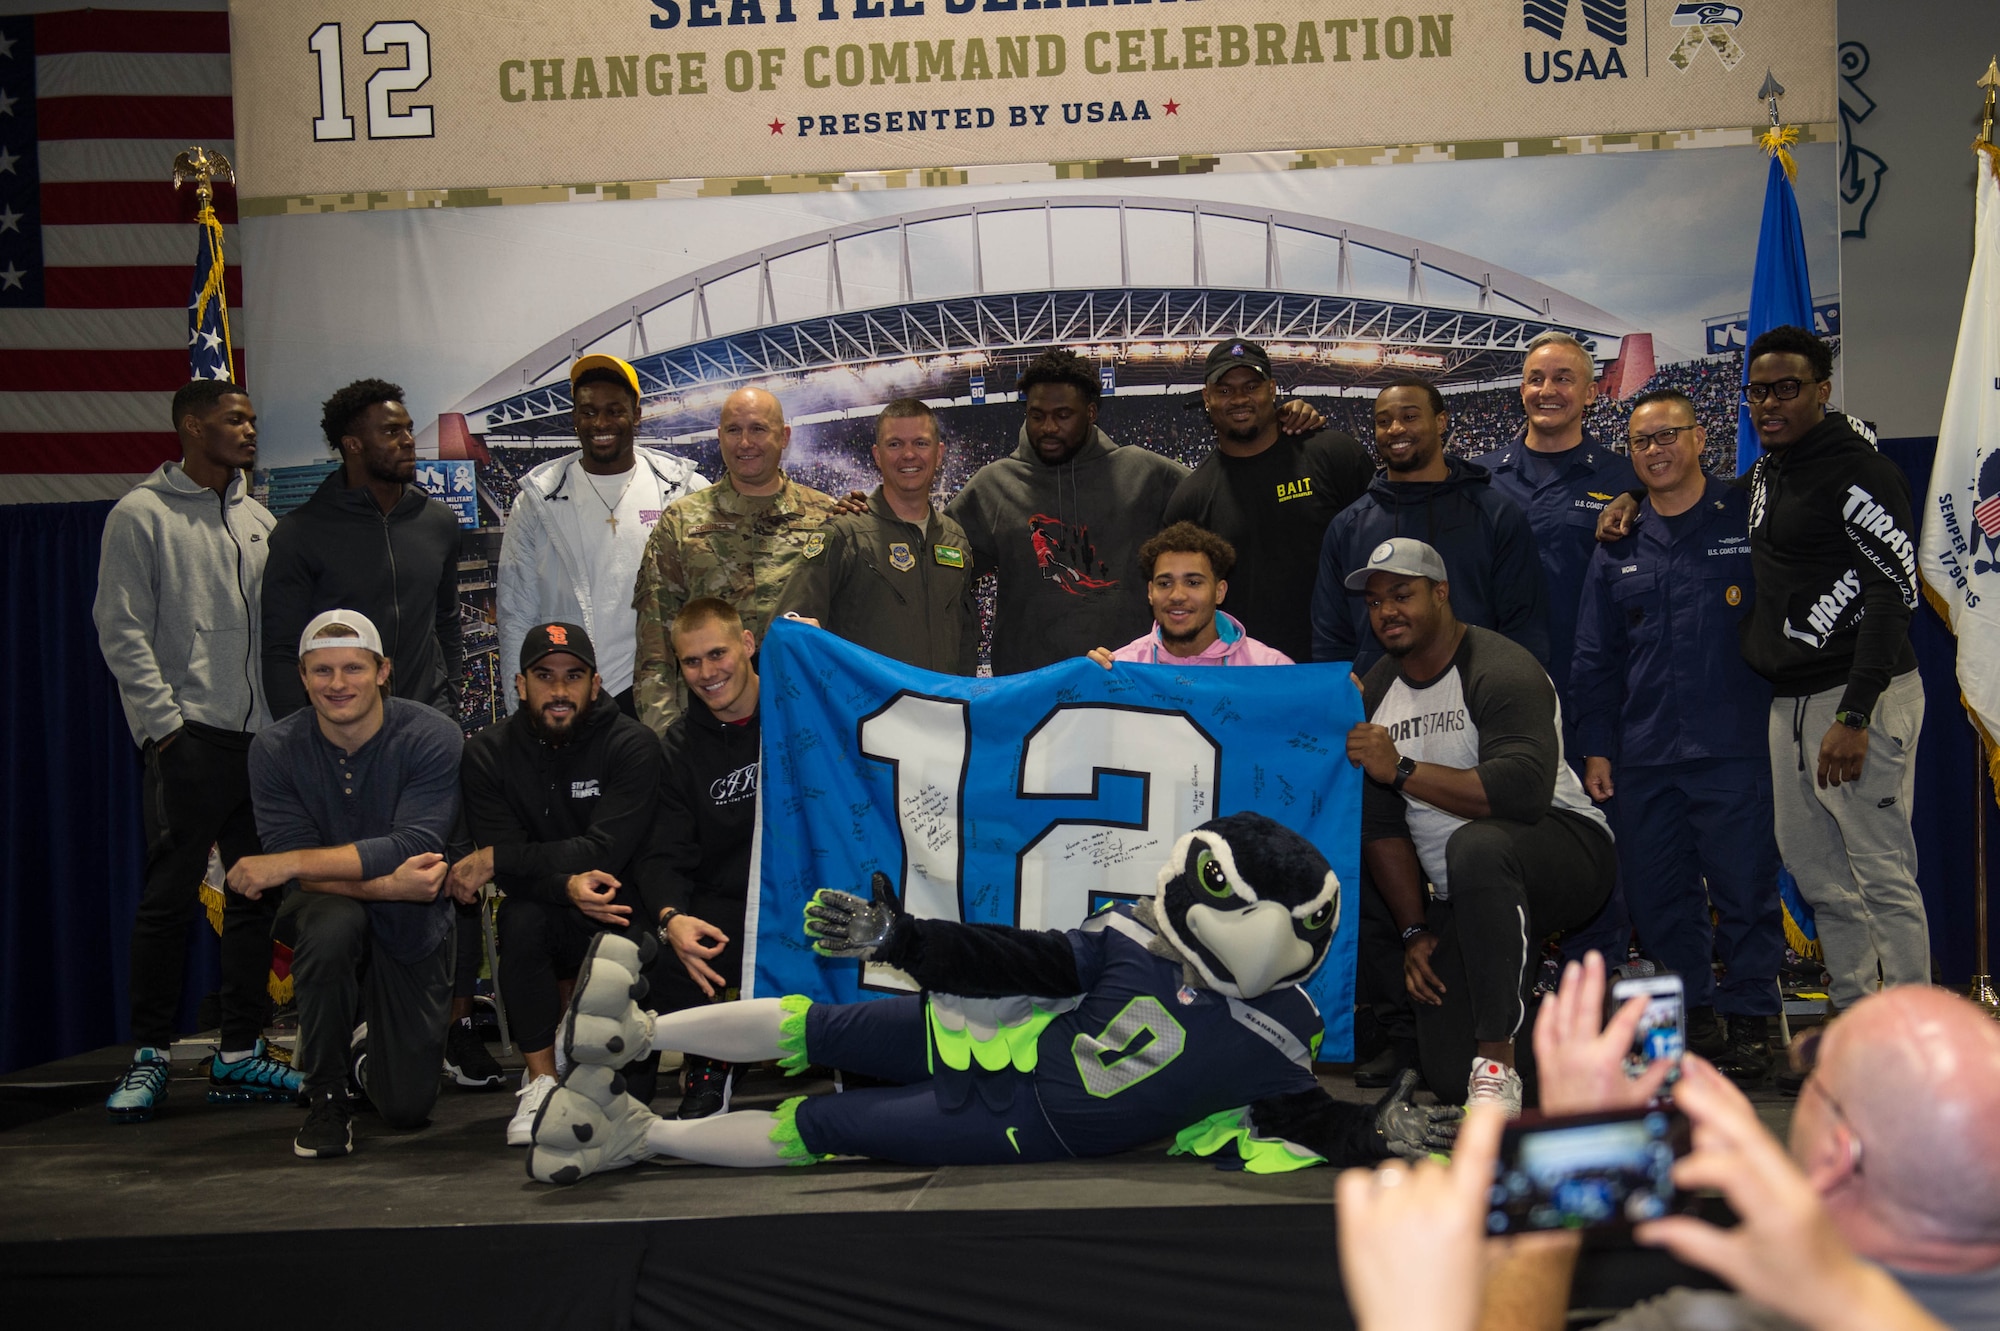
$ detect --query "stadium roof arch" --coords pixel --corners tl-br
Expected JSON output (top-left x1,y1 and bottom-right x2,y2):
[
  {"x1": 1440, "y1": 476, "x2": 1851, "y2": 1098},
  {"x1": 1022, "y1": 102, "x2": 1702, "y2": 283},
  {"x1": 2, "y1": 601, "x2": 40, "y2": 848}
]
[{"x1": 453, "y1": 196, "x2": 1646, "y2": 442}]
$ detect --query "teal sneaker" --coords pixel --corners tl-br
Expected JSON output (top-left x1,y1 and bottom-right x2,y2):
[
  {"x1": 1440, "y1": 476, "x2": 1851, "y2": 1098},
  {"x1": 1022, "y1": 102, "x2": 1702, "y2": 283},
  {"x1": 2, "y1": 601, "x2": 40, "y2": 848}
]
[
  {"x1": 106, "y1": 1047, "x2": 172, "y2": 1123},
  {"x1": 206, "y1": 1038, "x2": 304, "y2": 1104}
]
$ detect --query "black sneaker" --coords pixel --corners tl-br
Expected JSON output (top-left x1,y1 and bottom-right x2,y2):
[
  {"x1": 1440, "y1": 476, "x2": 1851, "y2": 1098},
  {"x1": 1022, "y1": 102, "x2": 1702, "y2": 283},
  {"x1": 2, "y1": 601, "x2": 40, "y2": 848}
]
[
  {"x1": 675, "y1": 1056, "x2": 735, "y2": 1119},
  {"x1": 294, "y1": 1091, "x2": 354, "y2": 1159},
  {"x1": 444, "y1": 1017, "x2": 506, "y2": 1090},
  {"x1": 347, "y1": 1023, "x2": 373, "y2": 1110},
  {"x1": 1712, "y1": 1014, "x2": 1774, "y2": 1086},
  {"x1": 1352, "y1": 1038, "x2": 1419, "y2": 1090},
  {"x1": 1686, "y1": 1006, "x2": 1728, "y2": 1061}
]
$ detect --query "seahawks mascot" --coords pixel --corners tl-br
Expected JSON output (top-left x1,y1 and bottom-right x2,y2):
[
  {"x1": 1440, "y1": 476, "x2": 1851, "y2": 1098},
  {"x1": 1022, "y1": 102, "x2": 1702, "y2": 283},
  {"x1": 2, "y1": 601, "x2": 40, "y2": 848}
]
[{"x1": 527, "y1": 811, "x2": 1459, "y2": 1182}]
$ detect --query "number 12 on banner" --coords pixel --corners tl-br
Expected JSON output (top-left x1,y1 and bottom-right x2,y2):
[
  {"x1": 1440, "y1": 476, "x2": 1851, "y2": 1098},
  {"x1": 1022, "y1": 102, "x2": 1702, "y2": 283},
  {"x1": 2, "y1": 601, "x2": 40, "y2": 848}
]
[
  {"x1": 308, "y1": 21, "x2": 435, "y2": 141},
  {"x1": 857, "y1": 693, "x2": 1220, "y2": 989}
]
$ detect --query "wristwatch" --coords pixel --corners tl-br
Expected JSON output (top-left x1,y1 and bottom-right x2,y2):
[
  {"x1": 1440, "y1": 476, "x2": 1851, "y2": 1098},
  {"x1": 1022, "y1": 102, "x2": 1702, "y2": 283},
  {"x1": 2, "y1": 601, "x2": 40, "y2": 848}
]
[
  {"x1": 656, "y1": 907, "x2": 680, "y2": 946},
  {"x1": 1834, "y1": 710, "x2": 1870, "y2": 731},
  {"x1": 1392, "y1": 755, "x2": 1418, "y2": 792}
]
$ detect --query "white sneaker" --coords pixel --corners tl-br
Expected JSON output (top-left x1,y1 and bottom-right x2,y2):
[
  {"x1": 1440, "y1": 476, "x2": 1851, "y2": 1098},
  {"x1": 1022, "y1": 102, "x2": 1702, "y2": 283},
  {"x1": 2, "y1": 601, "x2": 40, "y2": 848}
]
[
  {"x1": 508, "y1": 1073, "x2": 557, "y2": 1147},
  {"x1": 1466, "y1": 1058, "x2": 1523, "y2": 1118}
]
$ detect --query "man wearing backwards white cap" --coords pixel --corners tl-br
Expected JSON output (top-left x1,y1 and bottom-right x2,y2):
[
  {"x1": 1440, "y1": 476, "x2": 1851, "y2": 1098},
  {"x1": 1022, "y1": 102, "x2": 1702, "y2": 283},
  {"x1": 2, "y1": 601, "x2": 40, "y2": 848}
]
[
  {"x1": 1344, "y1": 538, "x2": 1614, "y2": 1118},
  {"x1": 498, "y1": 354, "x2": 708, "y2": 719},
  {"x1": 226, "y1": 609, "x2": 465, "y2": 1160}
]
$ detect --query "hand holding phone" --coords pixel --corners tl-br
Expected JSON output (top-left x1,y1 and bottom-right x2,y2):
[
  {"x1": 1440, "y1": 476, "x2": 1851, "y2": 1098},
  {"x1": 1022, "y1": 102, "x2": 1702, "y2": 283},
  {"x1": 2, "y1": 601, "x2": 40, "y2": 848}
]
[
  {"x1": 1486, "y1": 1105, "x2": 1694, "y2": 1236},
  {"x1": 1611, "y1": 972, "x2": 1686, "y2": 1083}
]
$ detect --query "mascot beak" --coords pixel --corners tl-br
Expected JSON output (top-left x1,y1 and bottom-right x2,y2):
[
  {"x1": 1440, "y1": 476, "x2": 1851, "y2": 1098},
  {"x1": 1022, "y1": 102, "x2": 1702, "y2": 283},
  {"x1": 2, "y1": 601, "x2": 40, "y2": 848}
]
[{"x1": 1185, "y1": 900, "x2": 1314, "y2": 998}]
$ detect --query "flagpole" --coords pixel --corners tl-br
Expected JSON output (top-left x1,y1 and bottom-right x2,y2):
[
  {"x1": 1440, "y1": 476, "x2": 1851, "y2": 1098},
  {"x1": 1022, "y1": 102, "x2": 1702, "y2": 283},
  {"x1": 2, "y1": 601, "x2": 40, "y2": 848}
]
[
  {"x1": 1976, "y1": 753, "x2": 1998, "y2": 1015},
  {"x1": 171, "y1": 145, "x2": 236, "y2": 381}
]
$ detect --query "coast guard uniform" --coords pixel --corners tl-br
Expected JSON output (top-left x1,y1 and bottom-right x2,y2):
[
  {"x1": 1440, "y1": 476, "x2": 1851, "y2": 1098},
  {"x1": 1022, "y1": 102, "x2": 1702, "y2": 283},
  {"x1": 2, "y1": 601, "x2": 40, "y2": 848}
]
[{"x1": 1570, "y1": 479, "x2": 1782, "y2": 1017}]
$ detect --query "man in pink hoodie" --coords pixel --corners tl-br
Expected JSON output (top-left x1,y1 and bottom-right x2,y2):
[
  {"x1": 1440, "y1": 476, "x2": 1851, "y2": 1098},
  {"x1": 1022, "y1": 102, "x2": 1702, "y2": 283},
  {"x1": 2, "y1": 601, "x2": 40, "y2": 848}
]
[{"x1": 1089, "y1": 522, "x2": 1293, "y2": 668}]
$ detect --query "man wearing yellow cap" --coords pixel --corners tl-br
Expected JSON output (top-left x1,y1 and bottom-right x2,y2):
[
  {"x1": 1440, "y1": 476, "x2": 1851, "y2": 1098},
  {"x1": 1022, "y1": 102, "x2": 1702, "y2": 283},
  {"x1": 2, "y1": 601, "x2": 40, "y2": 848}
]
[{"x1": 498, "y1": 355, "x2": 708, "y2": 718}]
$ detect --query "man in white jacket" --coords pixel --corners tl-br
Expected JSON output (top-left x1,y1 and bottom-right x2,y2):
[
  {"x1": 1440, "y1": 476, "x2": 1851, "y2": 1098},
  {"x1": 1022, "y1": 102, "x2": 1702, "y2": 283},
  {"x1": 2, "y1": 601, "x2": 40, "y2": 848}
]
[{"x1": 498, "y1": 355, "x2": 707, "y2": 717}]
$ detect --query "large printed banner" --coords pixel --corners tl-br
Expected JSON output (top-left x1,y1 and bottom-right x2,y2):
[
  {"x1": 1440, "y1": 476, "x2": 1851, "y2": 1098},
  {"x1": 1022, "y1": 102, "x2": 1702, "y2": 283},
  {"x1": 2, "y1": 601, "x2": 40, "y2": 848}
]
[
  {"x1": 227, "y1": 0, "x2": 1834, "y2": 199},
  {"x1": 746, "y1": 619, "x2": 1366, "y2": 1058}
]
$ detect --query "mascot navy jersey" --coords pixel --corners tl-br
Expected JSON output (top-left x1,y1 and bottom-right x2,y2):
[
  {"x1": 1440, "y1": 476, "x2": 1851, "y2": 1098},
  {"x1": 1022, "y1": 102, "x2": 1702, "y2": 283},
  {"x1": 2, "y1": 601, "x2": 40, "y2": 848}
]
[{"x1": 1036, "y1": 906, "x2": 1323, "y2": 1156}]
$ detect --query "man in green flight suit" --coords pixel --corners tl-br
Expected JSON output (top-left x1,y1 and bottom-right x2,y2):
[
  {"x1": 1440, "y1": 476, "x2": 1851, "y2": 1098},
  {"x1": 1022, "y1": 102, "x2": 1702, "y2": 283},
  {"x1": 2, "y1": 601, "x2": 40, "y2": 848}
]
[
  {"x1": 632, "y1": 387, "x2": 844, "y2": 734},
  {"x1": 773, "y1": 398, "x2": 978, "y2": 675}
]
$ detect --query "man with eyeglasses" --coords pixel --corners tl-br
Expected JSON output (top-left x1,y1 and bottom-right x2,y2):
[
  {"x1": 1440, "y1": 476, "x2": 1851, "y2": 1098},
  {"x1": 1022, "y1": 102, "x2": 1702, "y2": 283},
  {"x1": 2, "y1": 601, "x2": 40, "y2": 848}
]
[
  {"x1": 1570, "y1": 388, "x2": 1783, "y2": 1084},
  {"x1": 1477, "y1": 957, "x2": 2000, "y2": 1330},
  {"x1": 1598, "y1": 325, "x2": 1927, "y2": 1021}
]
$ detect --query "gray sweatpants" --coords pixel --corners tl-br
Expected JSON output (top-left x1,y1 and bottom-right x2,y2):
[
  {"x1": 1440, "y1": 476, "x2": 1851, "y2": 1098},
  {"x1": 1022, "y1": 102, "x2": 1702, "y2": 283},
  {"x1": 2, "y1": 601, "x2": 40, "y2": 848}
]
[{"x1": 1769, "y1": 669, "x2": 1930, "y2": 1009}]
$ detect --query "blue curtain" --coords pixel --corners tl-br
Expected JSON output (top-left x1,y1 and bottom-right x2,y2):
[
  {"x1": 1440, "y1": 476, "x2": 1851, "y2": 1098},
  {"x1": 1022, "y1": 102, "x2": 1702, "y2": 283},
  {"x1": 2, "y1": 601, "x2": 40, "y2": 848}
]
[{"x1": 1, "y1": 501, "x2": 216, "y2": 1074}]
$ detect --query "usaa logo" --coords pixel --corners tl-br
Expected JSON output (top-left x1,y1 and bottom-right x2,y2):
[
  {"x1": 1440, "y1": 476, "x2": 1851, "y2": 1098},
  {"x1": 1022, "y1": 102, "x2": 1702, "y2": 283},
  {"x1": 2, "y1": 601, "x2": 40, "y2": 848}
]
[{"x1": 1522, "y1": 0, "x2": 1628, "y2": 84}]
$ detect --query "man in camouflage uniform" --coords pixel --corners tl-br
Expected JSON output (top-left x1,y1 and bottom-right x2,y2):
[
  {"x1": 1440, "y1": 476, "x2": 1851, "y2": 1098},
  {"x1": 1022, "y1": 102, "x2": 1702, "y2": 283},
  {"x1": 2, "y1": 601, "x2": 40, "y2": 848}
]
[
  {"x1": 773, "y1": 398, "x2": 978, "y2": 675},
  {"x1": 633, "y1": 387, "x2": 844, "y2": 734}
]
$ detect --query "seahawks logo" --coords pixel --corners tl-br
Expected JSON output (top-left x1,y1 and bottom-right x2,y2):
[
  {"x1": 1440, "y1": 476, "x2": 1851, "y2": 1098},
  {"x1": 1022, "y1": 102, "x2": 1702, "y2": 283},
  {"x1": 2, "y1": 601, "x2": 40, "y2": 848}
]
[{"x1": 1670, "y1": 2, "x2": 1743, "y2": 25}]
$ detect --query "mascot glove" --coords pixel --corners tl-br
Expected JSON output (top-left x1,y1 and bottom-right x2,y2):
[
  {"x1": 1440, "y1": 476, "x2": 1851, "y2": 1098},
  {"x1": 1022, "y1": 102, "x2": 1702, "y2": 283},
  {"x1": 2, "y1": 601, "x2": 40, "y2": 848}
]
[
  {"x1": 1375, "y1": 1069, "x2": 1464, "y2": 1161},
  {"x1": 804, "y1": 872, "x2": 903, "y2": 959}
]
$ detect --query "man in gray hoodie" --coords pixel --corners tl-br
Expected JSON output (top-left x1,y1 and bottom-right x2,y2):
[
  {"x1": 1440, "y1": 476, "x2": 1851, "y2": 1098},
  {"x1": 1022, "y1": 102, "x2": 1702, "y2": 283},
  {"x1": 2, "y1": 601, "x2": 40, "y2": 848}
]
[
  {"x1": 946, "y1": 348, "x2": 1191, "y2": 675},
  {"x1": 94, "y1": 379, "x2": 301, "y2": 1122}
]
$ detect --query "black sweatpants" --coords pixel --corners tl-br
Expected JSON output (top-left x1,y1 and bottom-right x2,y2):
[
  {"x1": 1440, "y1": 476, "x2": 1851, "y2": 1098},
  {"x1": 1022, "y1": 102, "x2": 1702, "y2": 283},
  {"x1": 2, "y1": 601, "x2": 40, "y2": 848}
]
[
  {"x1": 130, "y1": 725, "x2": 276, "y2": 1051},
  {"x1": 280, "y1": 891, "x2": 452, "y2": 1128},
  {"x1": 1415, "y1": 811, "x2": 1616, "y2": 1103},
  {"x1": 650, "y1": 891, "x2": 749, "y2": 1014},
  {"x1": 497, "y1": 898, "x2": 640, "y2": 1054}
]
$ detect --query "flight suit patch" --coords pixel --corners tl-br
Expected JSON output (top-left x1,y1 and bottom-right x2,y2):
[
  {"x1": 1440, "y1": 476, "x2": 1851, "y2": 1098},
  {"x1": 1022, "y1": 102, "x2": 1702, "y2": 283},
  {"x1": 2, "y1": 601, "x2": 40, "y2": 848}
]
[
  {"x1": 803, "y1": 532, "x2": 826, "y2": 559},
  {"x1": 934, "y1": 545, "x2": 965, "y2": 568},
  {"x1": 888, "y1": 542, "x2": 915, "y2": 572}
]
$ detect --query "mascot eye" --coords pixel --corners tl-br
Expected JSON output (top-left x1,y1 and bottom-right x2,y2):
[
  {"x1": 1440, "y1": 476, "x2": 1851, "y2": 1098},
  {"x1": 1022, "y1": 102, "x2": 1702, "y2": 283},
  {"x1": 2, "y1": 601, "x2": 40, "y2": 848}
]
[
  {"x1": 1194, "y1": 849, "x2": 1232, "y2": 899},
  {"x1": 1304, "y1": 901, "x2": 1333, "y2": 931}
]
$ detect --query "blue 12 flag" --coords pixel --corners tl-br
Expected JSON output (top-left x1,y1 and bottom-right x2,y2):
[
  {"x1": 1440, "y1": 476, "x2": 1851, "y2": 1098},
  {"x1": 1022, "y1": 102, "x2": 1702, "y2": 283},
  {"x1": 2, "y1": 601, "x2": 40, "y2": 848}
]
[
  {"x1": 1737, "y1": 152, "x2": 1815, "y2": 474},
  {"x1": 187, "y1": 202, "x2": 233, "y2": 382},
  {"x1": 745, "y1": 620, "x2": 1366, "y2": 1059}
]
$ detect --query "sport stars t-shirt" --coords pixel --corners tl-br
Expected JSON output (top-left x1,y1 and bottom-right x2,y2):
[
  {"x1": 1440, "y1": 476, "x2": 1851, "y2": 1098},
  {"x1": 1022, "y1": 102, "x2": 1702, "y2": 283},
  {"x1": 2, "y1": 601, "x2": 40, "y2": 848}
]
[
  {"x1": 1163, "y1": 428, "x2": 1373, "y2": 664},
  {"x1": 1359, "y1": 625, "x2": 1608, "y2": 898}
]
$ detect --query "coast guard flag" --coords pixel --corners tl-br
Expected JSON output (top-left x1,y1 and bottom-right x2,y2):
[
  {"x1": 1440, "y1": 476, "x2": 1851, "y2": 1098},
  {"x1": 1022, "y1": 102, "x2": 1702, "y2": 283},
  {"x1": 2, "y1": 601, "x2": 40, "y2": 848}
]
[
  {"x1": 1919, "y1": 143, "x2": 2000, "y2": 783},
  {"x1": 745, "y1": 619, "x2": 1365, "y2": 1058},
  {"x1": 1737, "y1": 151, "x2": 1816, "y2": 474}
]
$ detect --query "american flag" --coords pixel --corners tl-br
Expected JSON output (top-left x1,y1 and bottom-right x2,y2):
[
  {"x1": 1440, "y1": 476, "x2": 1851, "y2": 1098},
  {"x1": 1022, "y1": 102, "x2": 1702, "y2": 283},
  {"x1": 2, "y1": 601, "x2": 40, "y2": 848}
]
[
  {"x1": 0, "y1": 2, "x2": 239, "y2": 504},
  {"x1": 1975, "y1": 491, "x2": 2000, "y2": 541}
]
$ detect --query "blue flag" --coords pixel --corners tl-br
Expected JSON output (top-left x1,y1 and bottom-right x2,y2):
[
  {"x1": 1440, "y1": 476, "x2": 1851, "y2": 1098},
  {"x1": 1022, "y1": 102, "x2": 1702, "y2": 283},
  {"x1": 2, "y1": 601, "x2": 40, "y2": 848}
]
[
  {"x1": 747, "y1": 620, "x2": 1364, "y2": 1059},
  {"x1": 187, "y1": 202, "x2": 233, "y2": 382},
  {"x1": 1737, "y1": 153, "x2": 1815, "y2": 473}
]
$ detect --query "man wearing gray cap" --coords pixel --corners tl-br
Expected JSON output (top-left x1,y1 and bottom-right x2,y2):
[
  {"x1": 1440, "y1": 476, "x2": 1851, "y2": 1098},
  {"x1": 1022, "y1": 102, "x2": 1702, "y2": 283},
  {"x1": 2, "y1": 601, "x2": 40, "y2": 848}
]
[
  {"x1": 1162, "y1": 337, "x2": 1372, "y2": 663},
  {"x1": 1344, "y1": 538, "x2": 1615, "y2": 1116},
  {"x1": 226, "y1": 609, "x2": 465, "y2": 1159}
]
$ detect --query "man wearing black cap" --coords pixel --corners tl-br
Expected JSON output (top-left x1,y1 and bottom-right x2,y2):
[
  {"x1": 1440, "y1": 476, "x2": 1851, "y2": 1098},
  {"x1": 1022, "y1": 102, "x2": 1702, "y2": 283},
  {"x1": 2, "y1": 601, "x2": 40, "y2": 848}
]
[
  {"x1": 1162, "y1": 337, "x2": 1373, "y2": 663},
  {"x1": 1344, "y1": 539, "x2": 1615, "y2": 1116},
  {"x1": 448, "y1": 622, "x2": 670, "y2": 1145},
  {"x1": 498, "y1": 355, "x2": 708, "y2": 719}
]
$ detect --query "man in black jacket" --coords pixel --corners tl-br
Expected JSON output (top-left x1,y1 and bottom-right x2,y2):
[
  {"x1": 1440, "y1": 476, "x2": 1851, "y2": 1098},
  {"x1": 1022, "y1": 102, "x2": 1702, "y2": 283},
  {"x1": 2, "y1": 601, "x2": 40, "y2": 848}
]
[
  {"x1": 261, "y1": 379, "x2": 463, "y2": 721},
  {"x1": 1738, "y1": 326, "x2": 1928, "y2": 1012},
  {"x1": 449, "y1": 622, "x2": 667, "y2": 1144},
  {"x1": 654, "y1": 597, "x2": 765, "y2": 1118}
]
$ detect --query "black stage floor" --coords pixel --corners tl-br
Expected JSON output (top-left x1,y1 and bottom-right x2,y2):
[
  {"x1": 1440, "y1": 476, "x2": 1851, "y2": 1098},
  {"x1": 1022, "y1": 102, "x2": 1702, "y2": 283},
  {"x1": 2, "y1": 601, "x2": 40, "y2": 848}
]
[{"x1": 1, "y1": 1040, "x2": 1781, "y2": 1329}]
